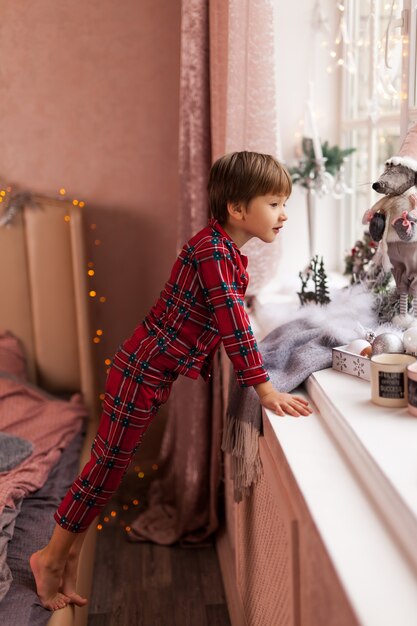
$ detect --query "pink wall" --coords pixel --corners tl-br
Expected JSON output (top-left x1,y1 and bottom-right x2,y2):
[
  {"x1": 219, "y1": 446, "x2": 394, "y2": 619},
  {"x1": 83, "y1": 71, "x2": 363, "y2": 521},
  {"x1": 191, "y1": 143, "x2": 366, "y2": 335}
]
[{"x1": 0, "y1": 0, "x2": 182, "y2": 387}]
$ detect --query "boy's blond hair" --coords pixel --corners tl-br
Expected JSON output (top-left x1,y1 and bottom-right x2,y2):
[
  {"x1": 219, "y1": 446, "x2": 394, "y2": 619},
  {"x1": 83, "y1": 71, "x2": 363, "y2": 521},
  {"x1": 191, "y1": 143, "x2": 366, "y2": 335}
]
[{"x1": 207, "y1": 151, "x2": 292, "y2": 224}]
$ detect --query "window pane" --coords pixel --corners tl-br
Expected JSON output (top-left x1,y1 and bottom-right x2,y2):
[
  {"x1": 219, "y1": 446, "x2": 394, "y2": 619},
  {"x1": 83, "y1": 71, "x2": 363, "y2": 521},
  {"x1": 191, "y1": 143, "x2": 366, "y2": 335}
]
[
  {"x1": 345, "y1": 0, "x2": 403, "y2": 120},
  {"x1": 351, "y1": 1, "x2": 372, "y2": 119},
  {"x1": 377, "y1": 125, "x2": 401, "y2": 168},
  {"x1": 342, "y1": 0, "x2": 405, "y2": 254},
  {"x1": 376, "y1": 0, "x2": 403, "y2": 116}
]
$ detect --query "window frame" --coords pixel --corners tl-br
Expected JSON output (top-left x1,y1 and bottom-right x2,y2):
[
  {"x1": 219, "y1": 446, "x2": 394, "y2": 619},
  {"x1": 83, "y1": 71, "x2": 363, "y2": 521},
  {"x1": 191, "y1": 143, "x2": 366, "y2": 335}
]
[{"x1": 340, "y1": 0, "x2": 416, "y2": 261}]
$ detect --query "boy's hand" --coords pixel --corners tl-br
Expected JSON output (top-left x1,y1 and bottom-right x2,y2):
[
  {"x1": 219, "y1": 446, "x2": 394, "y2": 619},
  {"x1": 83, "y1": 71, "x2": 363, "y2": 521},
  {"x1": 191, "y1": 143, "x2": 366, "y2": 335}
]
[{"x1": 259, "y1": 390, "x2": 312, "y2": 417}]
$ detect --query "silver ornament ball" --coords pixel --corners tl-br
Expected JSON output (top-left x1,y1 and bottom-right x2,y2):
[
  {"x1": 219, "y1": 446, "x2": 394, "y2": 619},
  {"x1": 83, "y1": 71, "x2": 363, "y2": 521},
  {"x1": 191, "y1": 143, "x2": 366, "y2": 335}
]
[{"x1": 372, "y1": 332, "x2": 404, "y2": 355}]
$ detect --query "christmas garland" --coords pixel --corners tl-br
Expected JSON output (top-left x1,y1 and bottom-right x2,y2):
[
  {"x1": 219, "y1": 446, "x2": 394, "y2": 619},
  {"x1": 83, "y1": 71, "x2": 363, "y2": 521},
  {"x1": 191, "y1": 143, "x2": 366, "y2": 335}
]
[{"x1": 0, "y1": 190, "x2": 40, "y2": 227}]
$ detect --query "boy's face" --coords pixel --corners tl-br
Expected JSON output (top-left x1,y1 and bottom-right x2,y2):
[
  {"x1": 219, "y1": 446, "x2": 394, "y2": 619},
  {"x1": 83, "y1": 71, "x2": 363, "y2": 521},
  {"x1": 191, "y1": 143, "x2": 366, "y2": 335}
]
[{"x1": 230, "y1": 194, "x2": 288, "y2": 244}]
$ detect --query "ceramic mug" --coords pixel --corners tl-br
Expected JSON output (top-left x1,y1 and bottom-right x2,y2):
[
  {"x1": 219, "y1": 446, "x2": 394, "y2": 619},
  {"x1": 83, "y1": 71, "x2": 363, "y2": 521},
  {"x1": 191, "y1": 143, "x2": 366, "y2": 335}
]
[
  {"x1": 371, "y1": 353, "x2": 416, "y2": 407},
  {"x1": 407, "y1": 361, "x2": 417, "y2": 416}
]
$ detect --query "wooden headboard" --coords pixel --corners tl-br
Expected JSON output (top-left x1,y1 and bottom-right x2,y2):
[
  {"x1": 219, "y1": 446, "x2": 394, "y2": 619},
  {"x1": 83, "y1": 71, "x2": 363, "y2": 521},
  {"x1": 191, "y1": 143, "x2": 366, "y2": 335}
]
[{"x1": 0, "y1": 198, "x2": 97, "y2": 415}]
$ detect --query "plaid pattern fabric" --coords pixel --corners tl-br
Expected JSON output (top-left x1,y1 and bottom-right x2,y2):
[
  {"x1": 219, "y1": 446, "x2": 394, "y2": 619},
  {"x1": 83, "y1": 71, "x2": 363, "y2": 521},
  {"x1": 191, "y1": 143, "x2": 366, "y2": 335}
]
[
  {"x1": 54, "y1": 219, "x2": 269, "y2": 532},
  {"x1": 54, "y1": 325, "x2": 178, "y2": 532},
  {"x1": 137, "y1": 218, "x2": 270, "y2": 388}
]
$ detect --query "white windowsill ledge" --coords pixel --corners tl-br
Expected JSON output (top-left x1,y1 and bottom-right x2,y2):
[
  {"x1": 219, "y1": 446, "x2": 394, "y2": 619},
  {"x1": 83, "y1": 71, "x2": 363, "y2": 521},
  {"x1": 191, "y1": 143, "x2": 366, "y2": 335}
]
[
  {"x1": 307, "y1": 369, "x2": 417, "y2": 573},
  {"x1": 253, "y1": 280, "x2": 417, "y2": 625},
  {"x1": 262, "y1": 373, "x2": 417, "y2": 626}
]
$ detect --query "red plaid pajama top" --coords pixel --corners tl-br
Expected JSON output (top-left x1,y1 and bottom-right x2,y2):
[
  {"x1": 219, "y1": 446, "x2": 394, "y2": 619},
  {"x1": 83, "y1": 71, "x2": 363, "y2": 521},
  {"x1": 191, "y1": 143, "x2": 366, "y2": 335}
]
[{"x1": 132, "y1": 217, "x2": 270, "y2": 388}]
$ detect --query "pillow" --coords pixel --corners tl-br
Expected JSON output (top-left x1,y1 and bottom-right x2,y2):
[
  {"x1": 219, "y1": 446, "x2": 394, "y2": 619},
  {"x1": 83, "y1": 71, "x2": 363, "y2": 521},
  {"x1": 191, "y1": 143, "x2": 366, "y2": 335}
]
[
  {"x1": 0, "y1": 432, "x2": 33, "y2": 472},
  {"x1": 0, "y1": 331, "x2": 28, "y2": 381}
]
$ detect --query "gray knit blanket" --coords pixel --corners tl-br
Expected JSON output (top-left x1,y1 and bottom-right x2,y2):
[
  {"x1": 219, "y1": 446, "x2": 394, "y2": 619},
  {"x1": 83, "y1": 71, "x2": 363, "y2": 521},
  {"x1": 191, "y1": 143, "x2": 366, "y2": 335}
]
[{"x1": 222, "y1": 285, "x2": 378, "y2": 502}]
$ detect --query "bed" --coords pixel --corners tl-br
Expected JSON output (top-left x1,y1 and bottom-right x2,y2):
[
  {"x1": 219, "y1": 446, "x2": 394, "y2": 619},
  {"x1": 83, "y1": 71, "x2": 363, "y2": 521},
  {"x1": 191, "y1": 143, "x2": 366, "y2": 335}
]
[{"x1": 0, "y1": 198, "x2": 99, "y2": 626}]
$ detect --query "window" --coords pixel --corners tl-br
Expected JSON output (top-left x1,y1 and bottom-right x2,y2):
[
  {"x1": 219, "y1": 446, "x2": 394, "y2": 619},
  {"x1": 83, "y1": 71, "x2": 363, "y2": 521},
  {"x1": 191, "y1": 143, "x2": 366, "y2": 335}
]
[{"x1": 341, "y1": 0, "x2": 417, "y2": 252}]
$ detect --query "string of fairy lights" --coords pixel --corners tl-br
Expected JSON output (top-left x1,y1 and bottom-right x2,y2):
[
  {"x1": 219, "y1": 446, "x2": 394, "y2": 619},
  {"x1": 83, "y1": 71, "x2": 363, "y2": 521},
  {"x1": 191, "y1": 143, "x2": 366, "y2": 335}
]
[
  {"x1": 294, "y1": 0, "x2": 403, "y2": 176},
  {"x1": 313, "y1": 0, "x2": 402, "y2": 81},
  {"x1": 0, "y1": 183, "x2": 159, "y2": 534}
]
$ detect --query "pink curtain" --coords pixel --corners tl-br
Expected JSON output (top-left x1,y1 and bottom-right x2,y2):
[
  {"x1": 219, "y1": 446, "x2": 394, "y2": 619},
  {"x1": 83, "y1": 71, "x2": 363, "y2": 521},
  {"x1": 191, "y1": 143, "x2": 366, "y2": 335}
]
[
  {"x1": 211, "y1": 0, "x2": 282, "y2": 296},
  {"x1": 128, "y1": 0, "x2": 222, "y2": 547},
  {"x1": 129, "y1": 0, "x2": 281, "y2": 546}
]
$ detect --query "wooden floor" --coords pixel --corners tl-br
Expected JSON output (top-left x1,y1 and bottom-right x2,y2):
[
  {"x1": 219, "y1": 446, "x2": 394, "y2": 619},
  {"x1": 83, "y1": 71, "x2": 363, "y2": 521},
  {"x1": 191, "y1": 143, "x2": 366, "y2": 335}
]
[{"x1": 87, "y1": 466, "x2": 231, "y2": 626}]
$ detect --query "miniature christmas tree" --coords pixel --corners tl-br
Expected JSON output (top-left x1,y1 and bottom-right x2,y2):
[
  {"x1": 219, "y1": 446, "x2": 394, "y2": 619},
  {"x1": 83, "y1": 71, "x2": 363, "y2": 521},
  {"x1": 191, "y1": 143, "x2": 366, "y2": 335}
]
[
  {"x1": 298, "y1": 255, "x2": 331, "y2": 306},
  {"x1": 317, "y1": 257, "x2": 330, "y2": 304}
]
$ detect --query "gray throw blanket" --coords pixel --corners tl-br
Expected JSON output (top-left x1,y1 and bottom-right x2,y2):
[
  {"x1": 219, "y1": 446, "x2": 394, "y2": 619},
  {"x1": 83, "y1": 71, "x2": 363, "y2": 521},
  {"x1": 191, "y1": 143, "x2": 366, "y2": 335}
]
[
  {"x1": 222, "y1": 283, "x2": 379, "y2": 503},
  {"x1": 0, "y1": 499, "x2": 23, "y2": 602},
  {"x1": 0, "y1": 433, "x2": 33, "y2": 473},
  {"x1": 222, "y1": 318, "x2": 339, "y2": 502},
  {"x1": 0, "y1": 433, "x2": 33, "y2": 602},
  {"x1": 222, "y1": 283, "x2": 378, "y2": 502}
]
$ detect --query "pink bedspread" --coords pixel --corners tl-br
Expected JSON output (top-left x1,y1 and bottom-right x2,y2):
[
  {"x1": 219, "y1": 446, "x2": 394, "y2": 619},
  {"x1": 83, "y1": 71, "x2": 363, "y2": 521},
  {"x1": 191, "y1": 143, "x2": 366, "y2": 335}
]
[{"x1": 0, "y1": 375, "x2": 86, "y2": 514}]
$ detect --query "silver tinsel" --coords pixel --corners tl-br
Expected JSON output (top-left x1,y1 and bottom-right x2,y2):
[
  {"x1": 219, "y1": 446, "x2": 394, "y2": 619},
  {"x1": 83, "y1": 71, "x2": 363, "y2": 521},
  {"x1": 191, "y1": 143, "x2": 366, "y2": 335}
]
[{"x1": 0, "y1": 191, "x2": 39, "y2": 228}]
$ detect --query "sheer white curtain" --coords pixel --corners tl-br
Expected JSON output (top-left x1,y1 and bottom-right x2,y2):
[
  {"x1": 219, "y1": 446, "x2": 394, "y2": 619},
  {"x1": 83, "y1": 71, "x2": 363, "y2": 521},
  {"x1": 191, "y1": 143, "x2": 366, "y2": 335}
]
[{"x1": 210, "y1": 0, "x2": 282, "y2": 296}]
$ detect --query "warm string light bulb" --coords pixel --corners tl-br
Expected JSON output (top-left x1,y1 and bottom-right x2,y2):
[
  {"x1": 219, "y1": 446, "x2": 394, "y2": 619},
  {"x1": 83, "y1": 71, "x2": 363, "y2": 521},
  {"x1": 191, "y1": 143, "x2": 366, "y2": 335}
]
[
  {"x1": 56, "y1": 187, "x2": 86, "y2": 211},
  {"x1": 79, "y1": 206, "x2": 110, "y2": 396},
  {"x1": 96, "y1": 500, "x2": 144, "y2": 532}
]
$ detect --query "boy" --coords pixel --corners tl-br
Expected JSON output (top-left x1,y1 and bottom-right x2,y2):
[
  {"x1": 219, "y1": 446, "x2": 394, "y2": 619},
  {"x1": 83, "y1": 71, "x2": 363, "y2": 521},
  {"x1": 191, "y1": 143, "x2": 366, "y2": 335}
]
[{"x1": 30, "y1": 151, "x2": 312, "y2": 610}]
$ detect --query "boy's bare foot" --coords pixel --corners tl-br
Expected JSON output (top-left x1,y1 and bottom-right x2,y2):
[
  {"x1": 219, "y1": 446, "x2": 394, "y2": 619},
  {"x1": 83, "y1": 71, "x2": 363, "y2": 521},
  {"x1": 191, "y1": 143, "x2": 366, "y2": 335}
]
[
  {"x1": 60, "y1": 551, "x2": 88, "y2": 606},
  {"x1": 29, "y1": 549, "x2": 70, "y2": 611}
]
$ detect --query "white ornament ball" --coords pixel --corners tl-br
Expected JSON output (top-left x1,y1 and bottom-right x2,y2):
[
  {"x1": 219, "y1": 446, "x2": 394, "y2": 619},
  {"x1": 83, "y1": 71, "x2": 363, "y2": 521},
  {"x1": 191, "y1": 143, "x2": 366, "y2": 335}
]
[
  {"x1": 372, "y1": 332, "x2": 404, "y2": 355},
  {"x1": 403, "y1": 327, "x2": 417, "y2": 354},
  {"x1": 346, "y1": 339, "x2": 372, "y2": 355}
]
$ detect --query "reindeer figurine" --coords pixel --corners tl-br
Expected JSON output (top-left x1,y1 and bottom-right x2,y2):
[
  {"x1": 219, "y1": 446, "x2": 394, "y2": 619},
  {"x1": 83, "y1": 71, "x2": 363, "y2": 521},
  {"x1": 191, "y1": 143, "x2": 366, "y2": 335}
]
[{"x1": 363, "y1": 123, "x2": 417, "y2": 329}]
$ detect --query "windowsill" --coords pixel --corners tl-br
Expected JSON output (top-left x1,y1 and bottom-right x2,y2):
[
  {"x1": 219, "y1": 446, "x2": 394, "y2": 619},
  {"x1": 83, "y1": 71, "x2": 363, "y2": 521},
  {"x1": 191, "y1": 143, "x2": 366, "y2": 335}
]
[
  {"x1": 307, "y1": 369, "x2": 417, "y2": 571},
  {"x1": 252, "y1": 279, "x2": 417, "y2": 565},
  {"x1": 252, "y1": 279, "x2": 417, "y2": 624},
  {"x1": 262, "y1": 374, "x2": 417, "y2": 626}
]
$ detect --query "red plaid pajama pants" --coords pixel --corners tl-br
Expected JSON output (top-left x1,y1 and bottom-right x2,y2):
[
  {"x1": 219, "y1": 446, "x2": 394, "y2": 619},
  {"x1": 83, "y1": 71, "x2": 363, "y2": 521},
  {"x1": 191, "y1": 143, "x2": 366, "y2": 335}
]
[{"x1": 54, "y1": 324, "x2": 178, "y2": 533}]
